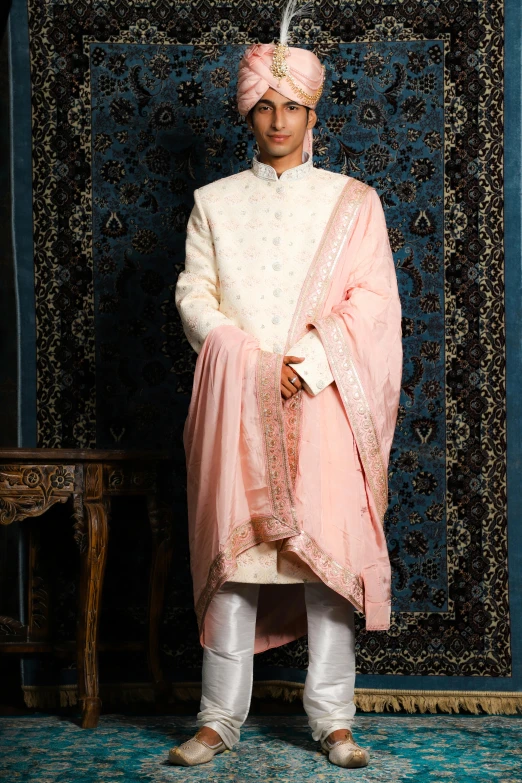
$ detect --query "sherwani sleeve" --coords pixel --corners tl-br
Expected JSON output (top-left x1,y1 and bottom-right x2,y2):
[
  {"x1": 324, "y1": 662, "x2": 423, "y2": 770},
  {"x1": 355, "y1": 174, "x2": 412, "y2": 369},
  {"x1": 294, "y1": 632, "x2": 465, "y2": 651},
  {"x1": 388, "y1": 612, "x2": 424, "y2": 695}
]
[
  {"x1": 175, "y1": 189, "x2": 236, "y2": 354},
  {"x1": 285, "y1": 329, "x2": 335, "y2": 396}
]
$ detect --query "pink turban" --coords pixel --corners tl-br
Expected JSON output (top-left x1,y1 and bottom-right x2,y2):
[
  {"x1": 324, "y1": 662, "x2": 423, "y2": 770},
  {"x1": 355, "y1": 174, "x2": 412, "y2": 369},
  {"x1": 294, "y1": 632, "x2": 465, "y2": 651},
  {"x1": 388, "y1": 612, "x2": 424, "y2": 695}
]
[{"x1": 237, "y1": 43, "x2": 325, "y2": 156}]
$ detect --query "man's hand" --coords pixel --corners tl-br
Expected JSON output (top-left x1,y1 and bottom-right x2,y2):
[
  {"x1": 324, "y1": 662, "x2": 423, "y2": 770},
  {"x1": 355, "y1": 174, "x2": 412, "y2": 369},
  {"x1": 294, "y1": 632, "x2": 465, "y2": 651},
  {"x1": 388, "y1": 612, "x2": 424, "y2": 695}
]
[{"x1": 281, "y1": 355, "x2": 305, "y2": 400}]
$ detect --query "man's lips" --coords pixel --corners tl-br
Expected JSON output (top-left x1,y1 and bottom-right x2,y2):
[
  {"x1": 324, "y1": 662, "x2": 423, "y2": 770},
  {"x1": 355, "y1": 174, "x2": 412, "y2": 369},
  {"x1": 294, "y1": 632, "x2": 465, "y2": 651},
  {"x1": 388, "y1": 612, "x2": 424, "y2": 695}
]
[{"x1": 268, "y1": 135, "x2": 290, "y2": 142}]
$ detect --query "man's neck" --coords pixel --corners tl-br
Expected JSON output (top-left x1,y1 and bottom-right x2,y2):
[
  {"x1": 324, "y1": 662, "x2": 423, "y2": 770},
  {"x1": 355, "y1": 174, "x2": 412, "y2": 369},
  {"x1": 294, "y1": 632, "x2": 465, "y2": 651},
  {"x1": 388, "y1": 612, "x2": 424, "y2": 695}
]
[{"x1": 257, "y1": 146, "x2": 305, "y2": 178}]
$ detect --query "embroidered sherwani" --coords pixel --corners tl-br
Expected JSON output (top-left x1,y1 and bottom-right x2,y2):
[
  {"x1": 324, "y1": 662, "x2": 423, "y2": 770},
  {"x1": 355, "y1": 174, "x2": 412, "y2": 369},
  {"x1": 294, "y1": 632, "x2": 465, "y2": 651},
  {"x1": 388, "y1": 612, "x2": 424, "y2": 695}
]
[{"x1": 176, "y1": 154, "x2": 403, "y2": 651}]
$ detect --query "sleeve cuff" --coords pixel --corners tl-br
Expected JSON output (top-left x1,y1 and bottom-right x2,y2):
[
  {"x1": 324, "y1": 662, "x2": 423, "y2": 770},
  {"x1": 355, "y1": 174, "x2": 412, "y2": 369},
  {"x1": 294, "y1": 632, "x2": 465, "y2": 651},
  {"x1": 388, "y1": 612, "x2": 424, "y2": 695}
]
[{"x1": 285, "y1": 329, "x2": 335, "y2": 396}]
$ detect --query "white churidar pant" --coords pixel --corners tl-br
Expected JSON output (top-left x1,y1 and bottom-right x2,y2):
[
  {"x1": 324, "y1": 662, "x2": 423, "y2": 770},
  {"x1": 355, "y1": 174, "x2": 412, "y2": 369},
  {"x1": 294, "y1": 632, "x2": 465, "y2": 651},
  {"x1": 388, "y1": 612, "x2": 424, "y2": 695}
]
[{"x1": 197, "y1": 580, "x2": 357, "y2": 749}]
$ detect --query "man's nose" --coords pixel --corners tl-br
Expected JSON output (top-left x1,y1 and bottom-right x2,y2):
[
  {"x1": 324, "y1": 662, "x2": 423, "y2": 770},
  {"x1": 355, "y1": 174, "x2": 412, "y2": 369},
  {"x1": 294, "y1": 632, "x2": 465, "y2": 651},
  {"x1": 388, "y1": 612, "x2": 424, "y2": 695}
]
[{"x1": 271, "y1": 109, "x2": 286, "y2": 129}]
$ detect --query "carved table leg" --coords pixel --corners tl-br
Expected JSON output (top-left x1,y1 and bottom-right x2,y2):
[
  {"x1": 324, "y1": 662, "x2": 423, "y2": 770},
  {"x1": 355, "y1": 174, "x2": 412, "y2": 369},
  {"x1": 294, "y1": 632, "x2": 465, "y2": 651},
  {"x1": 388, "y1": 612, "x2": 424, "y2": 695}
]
[
  {"x1": 146, "y1": 495, "x2": 173, "y2": 704},
  {"x1": 27, "y1": 519, "x2": 51, "y2": 642},
  {"x1": 75, "y1": 464, "x2": 109, "y2": 728}
]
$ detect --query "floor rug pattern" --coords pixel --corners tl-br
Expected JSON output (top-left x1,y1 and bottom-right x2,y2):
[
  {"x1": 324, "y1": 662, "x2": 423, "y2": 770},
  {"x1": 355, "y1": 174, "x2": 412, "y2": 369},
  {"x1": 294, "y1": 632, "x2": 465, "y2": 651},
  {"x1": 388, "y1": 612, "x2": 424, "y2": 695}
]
[{"x1": 1, "y1": 714, "x2": 522, "y2": 783}]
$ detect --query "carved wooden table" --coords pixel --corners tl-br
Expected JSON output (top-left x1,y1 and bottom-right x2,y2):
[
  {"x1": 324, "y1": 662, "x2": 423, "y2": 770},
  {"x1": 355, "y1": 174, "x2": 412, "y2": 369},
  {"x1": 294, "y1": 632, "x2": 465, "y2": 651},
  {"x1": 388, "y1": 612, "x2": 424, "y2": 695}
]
[{"x1": 0, "y1": 449, "x2": 174, "y2": 728}]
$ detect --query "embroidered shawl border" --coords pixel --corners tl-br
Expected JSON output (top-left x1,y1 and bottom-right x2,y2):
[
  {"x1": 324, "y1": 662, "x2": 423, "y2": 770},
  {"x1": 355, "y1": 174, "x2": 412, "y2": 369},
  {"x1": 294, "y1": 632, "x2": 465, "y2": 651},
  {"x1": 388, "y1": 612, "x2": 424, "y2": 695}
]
[
  {"x1": 256, "y1": 350, "x2": 301, "y2": 527},
  {"x1": 195, "y1": 516, "x2": 364, "y2": 629},
  {"x1": 282, "y1": 389, "x2": 302, "y2": 490},
  {"x1": 281, "y1": 533, "x2": 364, "y2": 611},
  {"x1": 313, "y1": 313, "x2": 389, "y2": 524},
  {"x1": 195, "y1": 515, "x2": 296, "y2": 628}
]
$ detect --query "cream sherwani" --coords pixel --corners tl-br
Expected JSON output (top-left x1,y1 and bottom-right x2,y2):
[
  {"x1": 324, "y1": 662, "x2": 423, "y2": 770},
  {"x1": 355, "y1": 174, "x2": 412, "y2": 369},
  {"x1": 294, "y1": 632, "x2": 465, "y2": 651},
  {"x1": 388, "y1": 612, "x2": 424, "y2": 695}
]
[{"x1": 176, "y1": 153, "x2": 346, "y2": 585}]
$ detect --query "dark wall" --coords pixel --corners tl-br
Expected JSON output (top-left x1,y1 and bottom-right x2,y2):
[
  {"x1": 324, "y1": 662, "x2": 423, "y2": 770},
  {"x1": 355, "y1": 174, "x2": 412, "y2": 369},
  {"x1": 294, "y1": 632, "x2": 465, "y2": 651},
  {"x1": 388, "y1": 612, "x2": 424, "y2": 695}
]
[
  {"x1": 0, "y1": 21, "x2": 18, "y2": 445},
  {"x1": 0, "y1": 16, "x2": 22, "y2": 704}
]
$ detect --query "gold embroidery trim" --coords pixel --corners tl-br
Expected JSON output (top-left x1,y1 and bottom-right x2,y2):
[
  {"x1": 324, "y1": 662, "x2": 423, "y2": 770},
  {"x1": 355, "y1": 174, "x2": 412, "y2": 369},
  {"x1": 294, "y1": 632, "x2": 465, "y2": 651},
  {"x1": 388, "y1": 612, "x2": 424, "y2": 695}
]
[
  {"x1": 256, "y1": 350, "x2": 299, "y2": 527},
  {"x1": 283, "y1": 390, "x2": 302, "y2": 490},
  {"x1": 195, "y1": 516, "x2": 294, "y2": 628},
  {"x1": 270, "y1": 42, "x2": 325, "y2": 106},
  {"x1": 281, "y1": 532, "x2": 364, "y2": 611}
]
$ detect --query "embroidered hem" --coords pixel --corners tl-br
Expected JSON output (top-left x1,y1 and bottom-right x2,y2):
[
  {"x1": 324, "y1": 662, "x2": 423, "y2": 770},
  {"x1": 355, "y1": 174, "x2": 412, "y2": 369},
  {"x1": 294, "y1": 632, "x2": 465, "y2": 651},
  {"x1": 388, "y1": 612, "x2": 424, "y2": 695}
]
[
  {"x1": 195, "y1": 515, "x2": 297, "y2": 629},
  {"x1": 281, "y1": 532, "x2": 364, "y2": 611},
  {"x1": 195, "y1": 522, "x2": 365, "y2": 632}
]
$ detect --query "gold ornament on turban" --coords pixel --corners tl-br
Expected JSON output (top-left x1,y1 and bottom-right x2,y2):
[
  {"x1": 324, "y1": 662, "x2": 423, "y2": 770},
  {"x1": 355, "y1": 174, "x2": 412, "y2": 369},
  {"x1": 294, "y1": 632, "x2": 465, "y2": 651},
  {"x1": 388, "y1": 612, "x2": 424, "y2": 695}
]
[{"x1": 269, "y1": 0, "x2": 325, "y2": 105}]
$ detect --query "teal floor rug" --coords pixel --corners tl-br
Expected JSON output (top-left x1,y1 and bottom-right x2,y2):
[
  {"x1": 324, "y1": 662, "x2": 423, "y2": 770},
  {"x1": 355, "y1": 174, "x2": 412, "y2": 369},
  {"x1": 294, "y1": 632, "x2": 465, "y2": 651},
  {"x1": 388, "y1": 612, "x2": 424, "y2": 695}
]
[{"x1": 1, "y1": 714, "x2": 522, "y2": 782}]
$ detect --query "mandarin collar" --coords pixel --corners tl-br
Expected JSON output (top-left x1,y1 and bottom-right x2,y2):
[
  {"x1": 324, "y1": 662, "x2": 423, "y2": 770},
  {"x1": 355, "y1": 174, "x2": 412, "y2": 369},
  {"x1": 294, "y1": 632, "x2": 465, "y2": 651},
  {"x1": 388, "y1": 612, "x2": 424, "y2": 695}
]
[{"x1": 251, "y1": 151, "x2": 313, "y2": 182}]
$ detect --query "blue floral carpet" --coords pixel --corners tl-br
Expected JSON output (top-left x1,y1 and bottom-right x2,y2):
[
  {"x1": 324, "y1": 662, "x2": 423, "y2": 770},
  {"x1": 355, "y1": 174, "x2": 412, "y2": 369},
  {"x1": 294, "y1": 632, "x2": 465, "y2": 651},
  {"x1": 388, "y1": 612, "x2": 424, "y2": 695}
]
[{"x1": 1, "y1": 714, "x2": 522, "y2": 782}]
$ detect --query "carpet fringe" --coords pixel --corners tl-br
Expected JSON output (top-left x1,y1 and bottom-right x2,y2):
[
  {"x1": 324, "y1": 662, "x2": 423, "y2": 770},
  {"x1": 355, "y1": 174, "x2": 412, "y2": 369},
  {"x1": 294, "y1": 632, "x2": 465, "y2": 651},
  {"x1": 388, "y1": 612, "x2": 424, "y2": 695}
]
[
  {"x1": 22, "y1": 683, "x2": 155, "y2": 709},
  {"x1": 354, "y1": 689, "x2": 522, "y2": 716},
  {"x1": 22, "y1": 683, "x2": 522, "y2": 715}
]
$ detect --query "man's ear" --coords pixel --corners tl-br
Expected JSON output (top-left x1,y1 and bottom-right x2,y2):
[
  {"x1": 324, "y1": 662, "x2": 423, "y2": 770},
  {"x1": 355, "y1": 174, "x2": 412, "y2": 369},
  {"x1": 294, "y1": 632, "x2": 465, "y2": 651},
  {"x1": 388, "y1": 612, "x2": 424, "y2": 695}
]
[{"x1": 307, "y1": 109, "x2": 318, "y2": 130}]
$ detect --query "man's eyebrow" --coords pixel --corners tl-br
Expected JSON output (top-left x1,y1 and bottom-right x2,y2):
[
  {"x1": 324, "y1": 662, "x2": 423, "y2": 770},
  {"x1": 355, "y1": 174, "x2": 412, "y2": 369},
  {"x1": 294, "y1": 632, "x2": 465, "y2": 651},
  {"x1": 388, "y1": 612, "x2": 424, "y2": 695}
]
[{"x1": 256, "y1": 99, "x2": 301, "y2": 107}]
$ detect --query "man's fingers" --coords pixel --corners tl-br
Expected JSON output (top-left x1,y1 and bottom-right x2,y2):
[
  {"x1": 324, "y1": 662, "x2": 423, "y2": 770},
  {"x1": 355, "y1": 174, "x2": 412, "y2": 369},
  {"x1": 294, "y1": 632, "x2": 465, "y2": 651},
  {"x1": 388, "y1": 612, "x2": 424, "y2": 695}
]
[
  {"x1": 281, "y1": 355, "x2": 304, "y2": 398},
  {"x1": 282, "y1": 367, "x2": 302, "y2": 390},
  {"x1": 281, "y1": 376, "x2": 299, "y2": 394}
]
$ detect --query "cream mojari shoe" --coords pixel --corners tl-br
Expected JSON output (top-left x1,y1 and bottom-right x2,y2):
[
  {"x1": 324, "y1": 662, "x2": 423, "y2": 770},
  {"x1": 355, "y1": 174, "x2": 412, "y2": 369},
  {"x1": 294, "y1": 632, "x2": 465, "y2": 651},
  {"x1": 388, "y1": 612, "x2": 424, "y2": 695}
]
[
  {"x1": 168, "y1": 731, "x2": 226, "y2": 766},
  {"x1": 321, "y1": 729, "x2": 370, "y2": 768}
]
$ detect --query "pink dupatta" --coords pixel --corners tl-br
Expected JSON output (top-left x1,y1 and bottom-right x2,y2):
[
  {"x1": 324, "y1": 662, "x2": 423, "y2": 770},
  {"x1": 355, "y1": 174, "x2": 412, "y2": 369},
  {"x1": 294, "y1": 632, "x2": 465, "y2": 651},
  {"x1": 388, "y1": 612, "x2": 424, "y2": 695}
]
[{"x1": 183, "y1": 178, "x2": 403, "y2": 652}]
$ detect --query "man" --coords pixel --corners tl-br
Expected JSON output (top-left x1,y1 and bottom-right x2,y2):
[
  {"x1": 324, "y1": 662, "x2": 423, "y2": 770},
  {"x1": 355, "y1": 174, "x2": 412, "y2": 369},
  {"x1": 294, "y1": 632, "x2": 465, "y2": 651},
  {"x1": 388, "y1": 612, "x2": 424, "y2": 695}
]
[{"x1": 171, "y1": 20, "x2": 402, "y2": 770}]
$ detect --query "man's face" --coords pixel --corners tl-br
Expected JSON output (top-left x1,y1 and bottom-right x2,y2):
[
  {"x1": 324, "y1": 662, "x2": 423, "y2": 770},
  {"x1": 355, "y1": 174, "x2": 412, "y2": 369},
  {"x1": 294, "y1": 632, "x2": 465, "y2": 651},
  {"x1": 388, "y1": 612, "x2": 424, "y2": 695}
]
[{"x1": 247, "y1": 87, "x2": 317, "y2": 159}]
